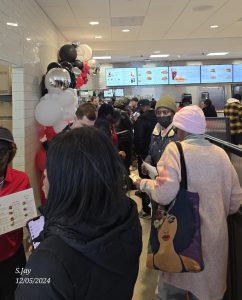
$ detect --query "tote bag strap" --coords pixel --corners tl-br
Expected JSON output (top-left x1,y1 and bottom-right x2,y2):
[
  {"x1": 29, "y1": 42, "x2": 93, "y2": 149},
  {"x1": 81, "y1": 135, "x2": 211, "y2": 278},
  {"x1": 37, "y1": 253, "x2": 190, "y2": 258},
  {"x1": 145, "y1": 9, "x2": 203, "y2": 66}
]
[{"x1": 174, "y1": 141, "x2": 187, "y2": 190}]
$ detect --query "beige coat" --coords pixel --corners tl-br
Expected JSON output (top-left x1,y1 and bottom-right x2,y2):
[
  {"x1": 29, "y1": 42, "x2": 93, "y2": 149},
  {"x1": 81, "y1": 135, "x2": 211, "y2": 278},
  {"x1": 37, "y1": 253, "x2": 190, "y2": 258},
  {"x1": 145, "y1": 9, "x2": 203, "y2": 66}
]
[{"x1": 140, "y1": 138, "x2": 242, "y2": 300}]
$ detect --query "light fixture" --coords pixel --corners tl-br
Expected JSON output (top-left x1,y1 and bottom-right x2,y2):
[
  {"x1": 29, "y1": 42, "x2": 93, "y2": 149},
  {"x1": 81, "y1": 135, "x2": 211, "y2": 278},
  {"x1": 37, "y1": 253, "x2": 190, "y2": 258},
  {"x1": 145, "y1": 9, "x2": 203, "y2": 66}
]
[
  {"x1": 210, "y1": 25, "x2": 219, "y2": 28},
  {"x1": 95, "y1": 36, "x2": 102, "y2": 39},
  {"x1": 150, "y1": 54, "x2": 170, "y2": 58},
  {"x1": 89, "y1": 21, "x2": 99, "y2": 25},
  {"x1": 26, "y1": 37, "x2": 31, "y2": 41},
  {"x1": 6, "y1": 22, "x2": 18, "y2": 27},
  {"x1": 122, "y1": 29, "x2": 130, "y2": 32},
  {"x1": 93, "y1": 56, "x2": 111, "y2": 59},
  {"x1": 206, "y1": 52, "x2": 229, "y2": 56},
  {"x1": 153, "y1": 51, "x2": 160, "y2": 54}
]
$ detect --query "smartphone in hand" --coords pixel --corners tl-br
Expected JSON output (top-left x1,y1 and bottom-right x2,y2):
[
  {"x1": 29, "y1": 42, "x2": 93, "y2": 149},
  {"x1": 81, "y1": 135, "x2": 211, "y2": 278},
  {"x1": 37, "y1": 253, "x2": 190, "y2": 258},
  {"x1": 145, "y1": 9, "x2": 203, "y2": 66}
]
[{"x1": 26, "y1": 216, "x2": 45, "y2": 250}]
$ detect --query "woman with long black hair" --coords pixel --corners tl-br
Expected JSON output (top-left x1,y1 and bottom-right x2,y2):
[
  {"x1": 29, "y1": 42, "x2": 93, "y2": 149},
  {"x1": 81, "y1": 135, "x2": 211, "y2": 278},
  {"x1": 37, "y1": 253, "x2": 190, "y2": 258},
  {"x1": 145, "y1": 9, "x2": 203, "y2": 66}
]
[{"x1": 16, "y1": 127, "x2": 142, "y2": 300}]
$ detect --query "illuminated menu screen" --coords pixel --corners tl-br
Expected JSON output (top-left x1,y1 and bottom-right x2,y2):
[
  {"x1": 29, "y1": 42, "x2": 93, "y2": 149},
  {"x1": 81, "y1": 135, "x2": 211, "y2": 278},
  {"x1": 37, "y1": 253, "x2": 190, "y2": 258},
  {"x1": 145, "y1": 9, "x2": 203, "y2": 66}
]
[
  {"x1": 105, "y1": 68, "x2": 137, "y2": 86},
  {"x1": 114, "y1": 88, "x2": 124, "y2": 97},
  {"x1": 169, "y1": 66, "x2": 200, "y2": 84},
  {"x1": 233, "y1": 64, "x2": 242, "y2": 82},
  {"x1": 104, "y1": 89, "x2": 113, "y2": 97},
  {"x1": 137, "y1": 67, "x2": 169, "y2": 85},
  {"x1": 201, "y1": 65, "x2": 232, "y2": 83}
]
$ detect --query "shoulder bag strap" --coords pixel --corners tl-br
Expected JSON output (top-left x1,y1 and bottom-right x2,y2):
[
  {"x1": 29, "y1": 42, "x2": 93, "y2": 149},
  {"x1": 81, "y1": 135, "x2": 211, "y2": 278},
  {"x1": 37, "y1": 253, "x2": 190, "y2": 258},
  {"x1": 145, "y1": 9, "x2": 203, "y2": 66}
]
[{"x1": 174, "y1": 141, "x2": 187, "y2": 190}]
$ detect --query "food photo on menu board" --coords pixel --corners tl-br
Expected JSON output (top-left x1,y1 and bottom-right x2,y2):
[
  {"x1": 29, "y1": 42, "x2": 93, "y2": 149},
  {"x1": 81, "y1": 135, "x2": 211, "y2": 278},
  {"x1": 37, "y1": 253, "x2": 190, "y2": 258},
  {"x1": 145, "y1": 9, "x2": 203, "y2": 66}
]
[
  {"x1": 137, "y1": 67, "x2": 169, "y2": 85},
  {"x1": 233, "y1": 64, "x2": 242, "y2": 82},
  {"x1": 201, "y1": 65, "x2": 232, "y2": 83},
  {"x1": 169, "y1": 66, "x2": 200, "y2": 84},
  {"x1": 105, "y1": 68, "x2": 137, "y2": 86}
]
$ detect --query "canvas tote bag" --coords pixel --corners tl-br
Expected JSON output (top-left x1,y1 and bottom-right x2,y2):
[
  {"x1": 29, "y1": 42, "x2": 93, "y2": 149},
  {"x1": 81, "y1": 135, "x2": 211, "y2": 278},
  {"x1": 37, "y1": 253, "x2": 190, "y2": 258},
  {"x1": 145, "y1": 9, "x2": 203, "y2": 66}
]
[{"x1": 146, "y1": 142, "x2": 204, "y2": 273}]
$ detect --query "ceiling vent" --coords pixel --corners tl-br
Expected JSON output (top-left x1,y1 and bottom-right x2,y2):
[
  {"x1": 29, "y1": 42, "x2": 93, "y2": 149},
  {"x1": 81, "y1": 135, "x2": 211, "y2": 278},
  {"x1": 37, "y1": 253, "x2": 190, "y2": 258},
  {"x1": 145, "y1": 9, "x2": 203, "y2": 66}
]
[{"x1": 111, "y1": 16, "x2": 144, "y2": 27}]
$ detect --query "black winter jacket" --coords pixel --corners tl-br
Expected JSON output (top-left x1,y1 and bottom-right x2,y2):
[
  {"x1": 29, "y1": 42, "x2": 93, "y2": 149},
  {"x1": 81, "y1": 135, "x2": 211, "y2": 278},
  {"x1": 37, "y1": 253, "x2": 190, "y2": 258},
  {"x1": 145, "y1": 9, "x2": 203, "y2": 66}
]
[
  {"x1": 133, "y1": 110, "x2": 157, "y2": 159},
  {"x1": 15, "y1": 199, "x2": 142, "y2": 300}
]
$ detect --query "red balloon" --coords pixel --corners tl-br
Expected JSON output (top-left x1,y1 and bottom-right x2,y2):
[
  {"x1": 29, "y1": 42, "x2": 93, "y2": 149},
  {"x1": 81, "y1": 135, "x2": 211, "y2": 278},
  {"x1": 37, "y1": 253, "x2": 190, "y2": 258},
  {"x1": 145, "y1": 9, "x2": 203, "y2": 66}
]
[
  {"x1": 45, "y1": 126, "x2": 56, "y2": 139},
  {"x1": 76, "y1": 76, "x2": 84, "y2": 88}
]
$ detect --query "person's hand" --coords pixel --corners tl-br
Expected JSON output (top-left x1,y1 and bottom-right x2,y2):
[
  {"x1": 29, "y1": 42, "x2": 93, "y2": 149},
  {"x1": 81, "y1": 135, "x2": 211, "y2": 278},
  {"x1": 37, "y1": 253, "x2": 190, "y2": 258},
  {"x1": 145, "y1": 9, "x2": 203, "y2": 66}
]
[
  {"x1": 40, "y1": 134, "x2": 47, "y2": 143},
  {"x1": 28, "y1": 245, "x2": 33, "y2": 253},
  {"x1": 118, "y1": 151, "x2": 126, "y2": 159},
  {"x1": 141, "y1": 163, "x2": 149, "y2": 175},
  {"x1": 134, "y1": 179, "x2": 142, "y2": 190}
]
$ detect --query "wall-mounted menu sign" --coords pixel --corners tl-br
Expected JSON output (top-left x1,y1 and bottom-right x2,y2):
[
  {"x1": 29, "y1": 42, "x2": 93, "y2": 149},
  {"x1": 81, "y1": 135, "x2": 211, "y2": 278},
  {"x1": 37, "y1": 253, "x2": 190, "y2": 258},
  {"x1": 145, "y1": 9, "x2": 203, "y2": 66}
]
[
  {"x1": 137, "y1": 67, "x2": 169, "y2": 85},
  {"x1": 169, "y1": 66, "x2": 200, "y2": 84},
  {"x1": 104, "y1": 89, "x2": 113, "y2": 97},
  {"x1": 201, "y1": 65, "x2": 232, "y2": 83},
  {"x1": 233, "y1": 64, "x2": 242, "y2": 82},
  {"x1": 105, "y1": 68, "x2": 137, "y2": 86}
]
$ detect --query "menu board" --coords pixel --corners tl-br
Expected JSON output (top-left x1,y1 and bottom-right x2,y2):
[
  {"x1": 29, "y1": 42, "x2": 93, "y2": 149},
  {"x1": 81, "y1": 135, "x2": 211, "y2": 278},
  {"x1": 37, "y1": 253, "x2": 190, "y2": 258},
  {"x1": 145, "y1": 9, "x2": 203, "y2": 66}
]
[
  {"x1": 105, "y1": 68, "x2": 137, "y2": 86},
  {"x1": 114, "y1": 88, "x2": 124, "y2": 97},
  {"x1": 233, "y1": 64, "x2": 242, "y2": 82},
  {"x1": 169, "y1": 66, "x2": 200, "y2": 84},
  {"x1": 201, "y1": 65, "x2": 232, "y2": 83},
  {"x1": 0, "y1": 188, "x2": 37, "y2": 235},
  {"x1": 104, "y1": 89, "x2": 113, "y2": 97},
  {"x1": 137, "y1": 67, "x2": 169, "y2": 85}
]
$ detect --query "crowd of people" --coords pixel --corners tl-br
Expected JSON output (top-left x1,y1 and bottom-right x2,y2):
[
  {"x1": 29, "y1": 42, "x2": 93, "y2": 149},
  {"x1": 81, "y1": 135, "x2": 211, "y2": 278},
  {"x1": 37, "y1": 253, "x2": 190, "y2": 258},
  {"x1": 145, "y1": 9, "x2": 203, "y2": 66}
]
[{"x1": 0, "y1": 93, "x2": 242, "y2": 300}]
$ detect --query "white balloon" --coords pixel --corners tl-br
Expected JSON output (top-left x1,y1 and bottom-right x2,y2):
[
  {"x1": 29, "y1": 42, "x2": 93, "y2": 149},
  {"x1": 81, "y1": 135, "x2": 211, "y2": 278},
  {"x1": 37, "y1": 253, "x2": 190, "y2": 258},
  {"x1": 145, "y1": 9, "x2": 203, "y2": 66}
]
[
  {"x1": 79, "y1": 44, "x2": 92, "y2": 61},
  {"x1": 53, "y1": 120, "x2": 69, "y2": 133},
  {"x1": 35, "y1": 99, "x2": 63, "y2": 126},
  {"x1": 58, "y1": 89, "x2": 76, "y2": 107},
  {"x1": 63, "y1": 104, "x2": 77, "y2": 121},
  {"x1": 88, "y1": 59, "x2": 96, "y2": 69}
]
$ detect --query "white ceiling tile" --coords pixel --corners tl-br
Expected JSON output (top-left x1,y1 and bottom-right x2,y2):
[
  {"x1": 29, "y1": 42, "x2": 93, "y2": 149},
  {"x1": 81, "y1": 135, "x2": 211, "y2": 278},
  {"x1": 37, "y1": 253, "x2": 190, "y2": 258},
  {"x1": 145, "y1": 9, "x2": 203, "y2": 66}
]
[
  {"x1": 164, "y1": 0, "x2": 228, "y2": 38},
  {"x1": 40, "y1": 5, "x2": 77, "y2": 27},
  {"x1": 110, "y1": 0, "x2": 150, "y2": 17},
  {"x1": 36, "y1": 0, "x2": 68, "y2": 6},
  {"x1": 68, "y1": 0, "x2": 110, "y2": 18},
  {"x1": 111, "y1": 26, "x2": 140, "y2": 41}
]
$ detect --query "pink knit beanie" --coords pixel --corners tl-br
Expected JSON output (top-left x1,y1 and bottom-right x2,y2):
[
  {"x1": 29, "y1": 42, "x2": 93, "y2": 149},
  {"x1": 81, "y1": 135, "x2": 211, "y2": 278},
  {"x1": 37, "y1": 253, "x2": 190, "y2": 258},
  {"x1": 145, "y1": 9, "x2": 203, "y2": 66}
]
[{"x1": 173, "y1": 105, "x2": 206, "y2": 134}]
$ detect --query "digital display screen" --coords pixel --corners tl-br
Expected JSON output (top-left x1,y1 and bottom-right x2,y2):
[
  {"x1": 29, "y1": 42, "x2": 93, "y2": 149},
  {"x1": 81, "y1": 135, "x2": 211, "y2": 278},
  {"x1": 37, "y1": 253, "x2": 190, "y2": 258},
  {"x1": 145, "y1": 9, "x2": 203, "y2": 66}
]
[
  {"x1": 169, "y1": 66, "x2": 200, "y2": 84},
  {"x1": 104, "y1": 89, "x2": 113, "y2": 97},
  {"x1": 105, "y1": 68, "x2": 137, "y2": 86},
  {"x1": 114, "y1": 88, "x2": 124, "y2": 97},
  {"x1": 137, "y1": 67, "x2": 169, "y2": 85},
  {"x1": 201, "y1": 65, "x2": 232, "y2": 83},
  {"x1": 80, "y1": 91, "x2": 88, "y2": 96},
  {"x1": 233, "y1": 64, "x2": 242, "y2": 82}
]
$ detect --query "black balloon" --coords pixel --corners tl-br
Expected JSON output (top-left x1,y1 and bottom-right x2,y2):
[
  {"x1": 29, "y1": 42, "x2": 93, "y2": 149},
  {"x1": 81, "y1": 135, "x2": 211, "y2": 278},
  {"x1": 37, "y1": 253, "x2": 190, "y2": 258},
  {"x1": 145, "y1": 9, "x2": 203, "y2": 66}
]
[
  {"x1": 59, "y1": 44, "x2": 77, "y2": 62},
  {"x1": 60, "y1": 61, "x2": 73, "y2": 73},
  {"x1": 47, "y1": 62, "x2": 61, "y2": 73},
  {"x1": 73, "y1": 60, "x2": 83, "y2": 71}
]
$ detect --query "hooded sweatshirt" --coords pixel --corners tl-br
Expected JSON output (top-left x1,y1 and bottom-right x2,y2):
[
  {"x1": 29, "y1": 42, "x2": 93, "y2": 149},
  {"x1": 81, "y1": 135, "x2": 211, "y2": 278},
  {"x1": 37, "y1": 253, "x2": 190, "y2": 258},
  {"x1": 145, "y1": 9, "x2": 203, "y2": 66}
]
[
  {"x1": 15, "y1": 198, "x2": 142, "y2": 300},
  {"x1": 224, "y1": 98, "x2": 242, "y2": 135}
]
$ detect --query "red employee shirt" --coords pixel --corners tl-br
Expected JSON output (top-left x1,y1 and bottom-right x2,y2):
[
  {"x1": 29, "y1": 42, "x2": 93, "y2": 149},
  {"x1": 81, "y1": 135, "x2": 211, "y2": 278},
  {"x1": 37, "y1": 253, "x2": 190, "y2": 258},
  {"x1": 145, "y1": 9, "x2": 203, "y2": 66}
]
[{"x1": 0, "y1": 167, "x2": 30, "y2": 262}]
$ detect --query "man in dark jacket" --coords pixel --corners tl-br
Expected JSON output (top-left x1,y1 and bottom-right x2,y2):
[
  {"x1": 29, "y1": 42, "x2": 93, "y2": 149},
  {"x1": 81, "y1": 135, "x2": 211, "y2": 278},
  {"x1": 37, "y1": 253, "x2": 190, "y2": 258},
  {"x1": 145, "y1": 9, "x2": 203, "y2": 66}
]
[{"x1": 134, "y1": 99, "x2": 157, "y2": 218}]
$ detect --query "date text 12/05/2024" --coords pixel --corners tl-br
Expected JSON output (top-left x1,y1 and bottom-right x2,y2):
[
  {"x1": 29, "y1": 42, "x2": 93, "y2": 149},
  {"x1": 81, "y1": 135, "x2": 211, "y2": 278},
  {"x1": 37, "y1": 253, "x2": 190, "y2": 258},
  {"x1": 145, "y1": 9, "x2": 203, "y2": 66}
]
[{"x1": 15, "y1": 268, "x2": 50, "y2": 284}]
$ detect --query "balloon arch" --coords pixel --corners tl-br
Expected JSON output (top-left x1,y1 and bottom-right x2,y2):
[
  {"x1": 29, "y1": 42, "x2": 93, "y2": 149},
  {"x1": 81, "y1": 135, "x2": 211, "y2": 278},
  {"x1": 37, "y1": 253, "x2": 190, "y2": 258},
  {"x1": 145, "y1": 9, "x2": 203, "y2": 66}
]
[{"x1": 35, "y1": 42, "x2": 100, "y2": 204}]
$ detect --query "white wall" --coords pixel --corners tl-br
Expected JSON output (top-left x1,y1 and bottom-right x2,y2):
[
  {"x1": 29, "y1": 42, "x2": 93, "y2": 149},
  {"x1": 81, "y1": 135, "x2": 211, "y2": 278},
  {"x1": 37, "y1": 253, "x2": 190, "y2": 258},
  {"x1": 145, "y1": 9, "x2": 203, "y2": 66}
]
[{"x1": 0, "y1": 0, "x2": 65, "y2": 204}]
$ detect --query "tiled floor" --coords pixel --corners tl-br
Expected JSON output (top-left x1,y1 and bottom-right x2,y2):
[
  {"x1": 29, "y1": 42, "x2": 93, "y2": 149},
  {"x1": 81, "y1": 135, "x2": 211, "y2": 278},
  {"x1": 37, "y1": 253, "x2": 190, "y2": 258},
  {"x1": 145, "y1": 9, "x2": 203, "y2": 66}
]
[{"x1": 129, "y1": 190, "x2": 158, "y2": 300}]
